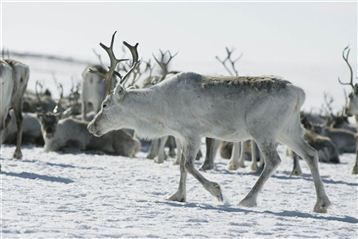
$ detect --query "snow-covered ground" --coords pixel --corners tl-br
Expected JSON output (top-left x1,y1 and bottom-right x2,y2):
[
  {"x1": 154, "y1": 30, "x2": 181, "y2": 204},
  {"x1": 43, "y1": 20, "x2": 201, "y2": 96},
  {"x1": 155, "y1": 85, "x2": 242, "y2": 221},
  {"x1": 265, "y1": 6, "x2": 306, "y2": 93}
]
[{"x1": 1, "y1": 144, "x2": 357, "y2": 238}]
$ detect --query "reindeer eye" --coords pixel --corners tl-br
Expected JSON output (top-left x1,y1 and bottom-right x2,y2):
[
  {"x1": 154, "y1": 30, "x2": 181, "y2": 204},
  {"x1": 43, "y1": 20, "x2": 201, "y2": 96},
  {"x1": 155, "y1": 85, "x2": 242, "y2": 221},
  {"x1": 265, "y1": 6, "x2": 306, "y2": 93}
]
[{"x1": 103, "y1": 104, "x2": 107, "y2": 108}]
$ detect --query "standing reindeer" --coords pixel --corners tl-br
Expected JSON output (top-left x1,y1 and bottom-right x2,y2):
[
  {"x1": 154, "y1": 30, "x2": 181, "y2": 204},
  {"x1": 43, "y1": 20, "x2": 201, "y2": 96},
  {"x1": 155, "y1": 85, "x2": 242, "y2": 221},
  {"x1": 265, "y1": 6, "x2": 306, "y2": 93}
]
[
  {"x1": 0, "y1": 59, "x2": 29, "y2": 160},
  {"x1": 88, "y1": 32, "x2": 330, "y2": 213},
  {"x1": 337, "y1": 45, "x2": 358, "y2": 174}
]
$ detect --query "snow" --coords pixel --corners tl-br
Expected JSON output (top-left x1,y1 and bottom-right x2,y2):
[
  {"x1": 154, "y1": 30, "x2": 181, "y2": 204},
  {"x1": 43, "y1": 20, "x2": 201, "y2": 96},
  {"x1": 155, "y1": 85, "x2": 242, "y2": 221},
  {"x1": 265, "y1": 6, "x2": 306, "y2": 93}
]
[{"x1": 1, "y1": 144, "x2": 357, "y2": 238}]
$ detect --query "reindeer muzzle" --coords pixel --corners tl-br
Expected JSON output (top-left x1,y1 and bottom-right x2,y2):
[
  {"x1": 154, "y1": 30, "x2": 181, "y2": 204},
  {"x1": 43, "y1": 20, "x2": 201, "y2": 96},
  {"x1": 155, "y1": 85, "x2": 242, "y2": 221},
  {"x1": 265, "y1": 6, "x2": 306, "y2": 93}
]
[{"x1": 87, "y1": 121, "x2": 102, "y2": 137}]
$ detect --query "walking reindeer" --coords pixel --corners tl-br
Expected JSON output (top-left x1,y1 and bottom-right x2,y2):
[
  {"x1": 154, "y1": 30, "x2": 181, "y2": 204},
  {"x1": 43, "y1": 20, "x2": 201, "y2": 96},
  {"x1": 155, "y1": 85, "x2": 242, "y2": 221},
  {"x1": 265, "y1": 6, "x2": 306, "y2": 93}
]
[
  {"x1": 338, "y1": 45, "x2": 358, "y2": 174},
  {"x1": 88, "y1": 32, "x2": 330, "y2": 213},
  {"x1": 0, "y1": 59, "x2": 29, "y2": 160}
]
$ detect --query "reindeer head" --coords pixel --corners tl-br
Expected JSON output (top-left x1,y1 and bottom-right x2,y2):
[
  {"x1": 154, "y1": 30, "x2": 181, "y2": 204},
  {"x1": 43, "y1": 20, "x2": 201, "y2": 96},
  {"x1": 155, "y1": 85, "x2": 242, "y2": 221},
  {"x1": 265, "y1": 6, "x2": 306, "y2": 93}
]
[
  {"x1": 37, "y1": 112, "x2": 60, "y2": 138},
  {"x1": 88, "y1": 31, "x2": 139, "y2": 137},
  {"x1": 338, "y1": 46, "x2": 358, "y2": 116}
]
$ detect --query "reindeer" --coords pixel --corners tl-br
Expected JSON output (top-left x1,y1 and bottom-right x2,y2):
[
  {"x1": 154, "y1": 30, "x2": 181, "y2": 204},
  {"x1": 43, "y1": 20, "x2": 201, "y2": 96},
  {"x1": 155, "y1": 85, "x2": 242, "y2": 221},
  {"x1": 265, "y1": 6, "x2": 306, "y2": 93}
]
[
  {"x1": 0, "y1": 59, "x2": 29, "y2": 159},
  {"x1": 88, "y1": 32, "x2": 330, "y2": 213},
  {"x1": 332, "y1": 46, "x2": 358, "y2": 174},
  {"x1": 38, "y1": 111, "x2": 139, "y2": 156}
]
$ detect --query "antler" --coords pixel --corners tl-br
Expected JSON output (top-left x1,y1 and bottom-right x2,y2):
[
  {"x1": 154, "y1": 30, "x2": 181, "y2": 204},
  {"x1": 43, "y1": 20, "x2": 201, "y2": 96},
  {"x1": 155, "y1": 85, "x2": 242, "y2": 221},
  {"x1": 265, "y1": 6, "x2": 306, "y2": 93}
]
[
  {"x1": 322, "y1": 92, "x2": 335, "y2": 117},
  {"x1": 51, "y1": 72, "x2": 64, "y2": 100},
  {"x1": 153, "y1": 49, "x2": 178, "y2": 79},
  {"x1": 99, "y1": 32, "x2": 139, "y2": 93},
  {"x1": 35, "y1": 81, "x2": 44, "y2": 103},
  {"x1": 119, "y1": 41, "x2": 139, "y2": 85},
  {"x1": 216, "y1": 46, "x2": 243, "y2": 77},
  {"x1": 99, "y1": 31, "x2": 128, "y2": 94},
  {"x1": 338, "y1": 45, "x2": 354, "y2": 90}
]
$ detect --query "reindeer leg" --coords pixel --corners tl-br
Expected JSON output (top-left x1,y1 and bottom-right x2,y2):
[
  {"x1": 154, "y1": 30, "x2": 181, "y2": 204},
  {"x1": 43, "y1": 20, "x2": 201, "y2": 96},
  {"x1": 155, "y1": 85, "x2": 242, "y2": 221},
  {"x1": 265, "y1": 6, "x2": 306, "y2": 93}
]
[
  {"x1": 227, "y1": 142, "x2": 241, "y2": 170},
  {"x1": 283, "y1": 132, "x2": 330, "y2": 213},
  {"x1": 174, "y1": 138, "x2": 182, "y2": 165},
  {"x1": 167, "y1": 139, "x2": 186, "y2": 202},
  {"x1": 184, "y1": 137, "x2": 223, "y2": 201},
  {"x1": 291, "y1": 151, "x2": 302, "y2": 176},
  {"x1": 82, "y1": 101, "x2": 88, "y2": 121},
  {"x1": 238, "y1": 141, "x2": 247, "y2": 168},
  {"x1": 353, "y1": 139, "x2": 358, "y2": 174},
  {"x1": 147, "y1": 139, "x2": 159, "y2": 159},
  {"x1": 200, "y1": 138, "x2": 220, "y2": 171},
  {"x1": 13, "y1": 103, "x2": 24, "y2": 159},
  {"x1": 168, "y1": 136, "x2": 176, "y2": 158},
  {"x1": 155, "y1": 136, "x2": 167, "y2": 163},
  {"x1": 239, "y1": 141, "x2": 280, "y2": 207},
  {"x1": 250, "y1": 140, "x2": 258, "y2": 171}
]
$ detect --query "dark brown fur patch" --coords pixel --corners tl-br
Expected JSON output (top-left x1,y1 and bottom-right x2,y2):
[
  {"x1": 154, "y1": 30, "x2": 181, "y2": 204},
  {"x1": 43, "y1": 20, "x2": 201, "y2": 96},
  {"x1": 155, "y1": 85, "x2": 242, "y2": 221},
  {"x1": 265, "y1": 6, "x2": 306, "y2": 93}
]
[{"x1": 201, "y1": 75, "x2": 291, "y2": 91}]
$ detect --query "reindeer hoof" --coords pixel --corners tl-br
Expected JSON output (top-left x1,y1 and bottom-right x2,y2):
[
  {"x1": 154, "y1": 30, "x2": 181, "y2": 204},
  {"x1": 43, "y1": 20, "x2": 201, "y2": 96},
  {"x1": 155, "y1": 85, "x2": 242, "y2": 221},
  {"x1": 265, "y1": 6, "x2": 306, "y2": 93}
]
[
  {"x1": 251, "y1": 164, "x2": 258, "y2": 172},
  {"x1": 168, "y1": 151, "x2": 176, "y2": 158},
  {"x1": 290, "y1": 168, "x2": 302, "y2": 176},
  {"x1": 199, "y1": 163, "x2": 214, "y2": 171},
  {"x1": 207, "y1": 182, "x2": 223, "y2": 201},
  {"x1": 146, "y1": 154, "x2": 155, "y2": 160},
  {"x1": 239, "y1": 197, "x2": 257, "y2": 207},
  {"x1": 154, "y1": 158, "x2": 164, "y2": 164},
  {"x1": 227, "y1": 161, "x2": 239, "y2": 171},
  {"x1": 13, "y1": 150, "x2": 22, "y2": 159},
  {"x1": 313, "y1": 197, "x2": 331, "y2": 213},
  {"x1": 167, "y1": 191, "x2": 186, "y2": 202}
]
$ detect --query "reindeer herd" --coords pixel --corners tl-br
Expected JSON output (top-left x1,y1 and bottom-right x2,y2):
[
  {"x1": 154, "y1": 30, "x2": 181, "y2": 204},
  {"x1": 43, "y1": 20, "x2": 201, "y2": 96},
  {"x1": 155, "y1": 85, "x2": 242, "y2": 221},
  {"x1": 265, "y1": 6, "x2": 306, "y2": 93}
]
[{"x1": 0, "y1": 32, "x2": 357, "y2": 214}]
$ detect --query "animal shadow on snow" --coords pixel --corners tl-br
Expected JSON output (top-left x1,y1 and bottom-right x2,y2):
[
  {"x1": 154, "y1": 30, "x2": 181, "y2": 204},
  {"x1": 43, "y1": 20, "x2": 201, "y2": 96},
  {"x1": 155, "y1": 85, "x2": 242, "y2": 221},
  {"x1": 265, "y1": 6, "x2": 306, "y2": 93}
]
[
  {"x1": 1, "y1": 171, "x2": 74, "y2": 184},
  {"x1": 0, "y1": 152, "x2": 104, "y2": 171},
  {"x1": 157, "y1": 201, "x2": 358, "y2": 224},
  {"x1": 273, "y1": 170, "x2": 358, "y2": 187}
]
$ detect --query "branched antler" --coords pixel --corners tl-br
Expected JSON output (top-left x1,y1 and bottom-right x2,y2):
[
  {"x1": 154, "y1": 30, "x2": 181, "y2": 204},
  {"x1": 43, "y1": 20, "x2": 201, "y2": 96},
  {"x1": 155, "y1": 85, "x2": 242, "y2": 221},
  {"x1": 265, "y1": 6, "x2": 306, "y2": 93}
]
[
  {"x1": 98, "y1": 31, "x2": 139, "y2": 93},
  {"x1": 35, "y1": 81, "x2": 44, "y2": 103},
  {"x1": 153, "y1": 49, "x2": 178, "y2": 80},
  {"x1": 216, "y1": 47, "x2": 243, "y2": 76},
  {"x1": 338, "y1": 45, "x2": 354, "y2": 90},
  {"x1": 322, "y1": 92, "x2": 335, "y2": 117},
  {"x1": 51, "y1": 72, "x2": 64, "y2": 99},
  {"x1": 99, "y1": 31, "x2": 129, "y2": 94}
]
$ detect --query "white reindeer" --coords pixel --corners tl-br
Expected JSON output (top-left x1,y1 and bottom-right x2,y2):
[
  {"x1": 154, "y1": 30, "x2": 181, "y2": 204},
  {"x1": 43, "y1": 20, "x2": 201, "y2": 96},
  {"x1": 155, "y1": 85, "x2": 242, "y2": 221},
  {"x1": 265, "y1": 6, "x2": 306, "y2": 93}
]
[
  {"x1": 338, "y1": 45, "x2": 358, "y2": 174},
  {"x1": 0, "y1": 59, "x2": 29, "y2": 159},
  {"x1": 87, "y1": 32, "x2": 330, "y2": 213}
]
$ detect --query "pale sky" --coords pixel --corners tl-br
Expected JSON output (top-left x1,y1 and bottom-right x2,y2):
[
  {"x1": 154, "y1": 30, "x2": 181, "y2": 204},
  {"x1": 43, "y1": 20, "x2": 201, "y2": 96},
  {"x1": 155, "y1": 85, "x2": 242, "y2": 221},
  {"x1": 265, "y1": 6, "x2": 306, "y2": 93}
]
[{"x1": 1, "y1": 1, "x2": 357, "y2": 110}]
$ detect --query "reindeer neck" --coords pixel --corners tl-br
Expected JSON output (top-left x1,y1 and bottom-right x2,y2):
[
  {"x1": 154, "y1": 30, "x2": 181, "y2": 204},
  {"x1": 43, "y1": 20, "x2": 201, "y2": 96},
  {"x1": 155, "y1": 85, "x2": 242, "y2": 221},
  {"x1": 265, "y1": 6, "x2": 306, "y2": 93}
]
[{"x1": 125, "y1": 87, "x2": 169, "y2": 138}]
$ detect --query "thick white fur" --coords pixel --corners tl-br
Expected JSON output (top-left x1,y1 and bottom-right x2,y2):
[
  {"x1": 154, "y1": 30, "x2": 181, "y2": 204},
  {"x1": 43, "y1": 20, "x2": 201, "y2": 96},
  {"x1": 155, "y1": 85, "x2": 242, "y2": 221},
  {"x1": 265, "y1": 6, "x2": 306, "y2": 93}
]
[{"x1": 88, "y1": 72, "x2": 330, "y2": 213}]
